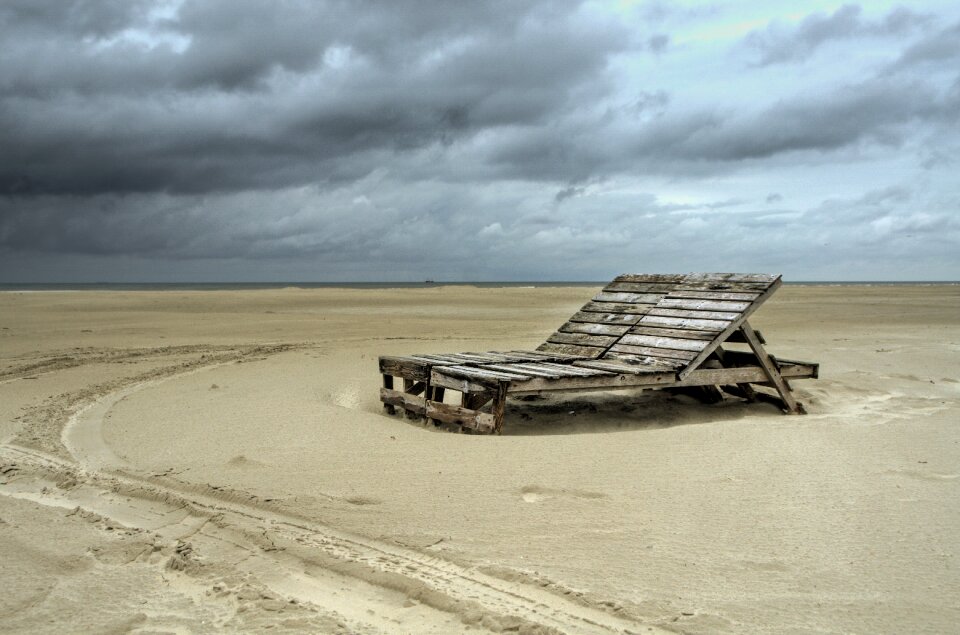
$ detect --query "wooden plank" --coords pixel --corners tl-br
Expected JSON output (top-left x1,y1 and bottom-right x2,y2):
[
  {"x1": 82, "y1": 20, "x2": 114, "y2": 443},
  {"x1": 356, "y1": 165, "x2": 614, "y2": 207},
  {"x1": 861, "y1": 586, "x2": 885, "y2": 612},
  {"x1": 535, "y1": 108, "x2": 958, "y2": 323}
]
[
  {"x1": 608, "y1": 344, "x2": 698, "y2": 361},
  {"x1": 536, "y1": 342, "x2": 604, "y2": 358},
  {"x1": 531, "y1": 361, "x2": 613, "y2": 377},
  {"x1": 455, "y1": 352, "x2": 516, "y2": 363},
  {"x1": 572, "y1": 359, "x2": 680, "y2": 375},
  {"x1": 558, "y1": 321, "x2": 632, "y2": 336},
  {"x1": 502, "y1": 362, "x2": 609, "y2": 378},
  {"x1": 673, "y1": 281, "x2": 770, "y2": 292},
  {"x1": 569, "y1": 311, "x2": 642, "y2": 325},
  {"x1": 613, "y1": 274, "x2": 686, "y2": 284},
  {"x1": 405, "y1": 354, "x2": 464, "y2": 364},
  {"x1": 638, "y1": 315, "x2": 728, "y2": 331},
  {"x1": 547, "y1": 332, "x2": 618, "y2": 347},
  {"x1": 683, "y1": 273, "x2": 778, "y2": 283},
  {"x1": 441, "y1": 364, "x2": 530, "y2": 382},
  {"x1": 739, "y1": 321, "x2": 803, "y2": 414},
  {"x1": 618, "y1": 334, "x2": 710, "y2": 352},
  {"x1": 628, "y1": 326, "x2": 716, "y2": 341},
  {"x1": 603, "y1": 281, "x2": 676, "y2": 293},
  {"x1": 482, "y1": 363, "x2": 564, "y2": 378},
  {"x1": 648, "y1": 308, "x2": 741, "y2": 321},
  {"x1": 430, "y1": 371, "x2": 489, "y2": 394},
  {"x1": 579, "y1": 301, "x2": 654, "y2": 315},
  {"x1": 379, "y1": 357, "x2": 431, "y2": 382},
  {"x1": 380, "y1": 387, "x2": 426, "y2": 415},
  {"x1": 657, "y1": 299, "x2": 751, "y2": 312},
  {"x1": 601, "y1": 352, "x2": 686, "y2": 368},
  {"x1": 667, "y1": 290, "x2": 760, "y2": 301},
  {"x1": 592, "y1": 292, "x2": 664, "y2": 304}
]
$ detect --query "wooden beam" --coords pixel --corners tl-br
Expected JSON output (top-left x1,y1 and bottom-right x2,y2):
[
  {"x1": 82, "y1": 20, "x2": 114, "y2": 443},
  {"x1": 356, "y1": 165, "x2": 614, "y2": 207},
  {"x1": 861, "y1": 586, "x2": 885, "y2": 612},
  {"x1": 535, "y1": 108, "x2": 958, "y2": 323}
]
[
  {"x1": 739, "y1": 321, "x2": 804, "y2": 414},
  {"x1": 504, "y1": 363, "x2": 816, "y2": 395},
  {"x1": 492, "y1": 381, "x2": 509, "y2": 434},
  {"x1": 382, "y1": 374, "x2": 395, "y2": 414}
]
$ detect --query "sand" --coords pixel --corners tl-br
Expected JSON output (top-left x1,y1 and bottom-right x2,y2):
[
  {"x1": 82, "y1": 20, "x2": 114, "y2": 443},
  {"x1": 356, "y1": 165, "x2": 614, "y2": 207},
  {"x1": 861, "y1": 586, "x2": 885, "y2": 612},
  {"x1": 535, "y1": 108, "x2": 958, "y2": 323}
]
[{"x1": 1, "y1": 284, "x2": 958, "y2": 634}]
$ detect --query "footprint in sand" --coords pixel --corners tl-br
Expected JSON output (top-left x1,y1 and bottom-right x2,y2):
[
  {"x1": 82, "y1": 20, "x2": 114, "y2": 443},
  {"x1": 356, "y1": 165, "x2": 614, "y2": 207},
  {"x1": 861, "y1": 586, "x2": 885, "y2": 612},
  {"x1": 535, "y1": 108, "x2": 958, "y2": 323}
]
[
  {"x1": 887, "y1": 469, "x2": 959, "y2": 482},
  {"x1": 519, "y1": 485, "x2": 607, "y2": 503},
  {"x1": 226, "y1": 455, "x2": 265, "y2": 469}
]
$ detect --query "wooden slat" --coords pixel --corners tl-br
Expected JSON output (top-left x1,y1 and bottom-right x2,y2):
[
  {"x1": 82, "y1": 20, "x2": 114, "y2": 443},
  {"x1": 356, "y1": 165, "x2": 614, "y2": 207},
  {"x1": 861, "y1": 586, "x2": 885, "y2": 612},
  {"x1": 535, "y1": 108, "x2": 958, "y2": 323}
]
[
  {"x1": 536, "y1": 342, "x2": 605, "y2": 358},
  {"x1": 683, "y1": 273, "x2": 778, "y2": 283},
  {"x1": 406, "y1": 354, "x2": 466, "y2": 364},
  {"x1": 505, "y1": 362, "x2": 610, "y2": 378},
  {"x1": 593, "y1": 292, "x2": 663, "y2": 304},
  {"x1": 602, "y1": 352, "x2": 686, "y2": 368},
  {"x1": 532, "y1": 361, "x2": 613, "y2": 377},
  {"x1": 482, "y1": 363, "x2": 563, "y2": 378},
  {"x1": 579, "y1": 301, "x2": 654, "y2": 315},
  {"x1": 673, "y1": 282, "x2": 771, "y2": 292},
  {"x1": 613, "y1": 274, "x2": 687, "y2": 283},
  {"x1": 569, "y1": 311, "x2": 643, "y2": 325},
  {"x1": 455, "y1": 352, "x2": 516, "y2": 363},
  {"x1": 379, "y1": 356, "x2": 431, "y2": 382},
  {"x1": 608, "y1": 344, "x2": 698, "y2": 361},
  {"x1": 572, "y1": 359, "x2": 680, "y2": 375},
  {"x1": 667, "y1": 290, "x2": 760, "y2": 301},
  {"x1": 657, "y1": 299, "x2": 751, "y2": 312},
  {"x1": 628, "y1": 326, "x2": 716, "y2": 341},
  {"x1": 547, "y1": 332, "x2": 618, "y2": 347},
  {"x1": 603, "y1": 281, "x2": 676, "y2": 293},
  {"x1": 648, "y1": 308, "x2": 741, "y2": 321},
  {"x1": 618, "y1": 334, "x2": 710, "y2": 352},
  {"x1": 493, "y1": 350, "x2": 571, "y2": 361},
  {"x1": 559, "y1": 321, "x2": 632, "y2": 336},
  {"x1": 638, "y1": 315, "x2": 729, "y2": 331},
  {"x1": 441, "y1": 365, "x2": 530, "y2": 381}
]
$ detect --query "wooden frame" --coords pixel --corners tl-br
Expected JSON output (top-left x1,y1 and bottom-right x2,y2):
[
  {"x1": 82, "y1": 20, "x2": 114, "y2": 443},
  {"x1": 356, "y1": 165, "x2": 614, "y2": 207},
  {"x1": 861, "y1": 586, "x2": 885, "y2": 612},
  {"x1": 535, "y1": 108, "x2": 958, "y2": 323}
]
[{"x1": 377, "y1": 274, "x2": 818, "y2": 434}]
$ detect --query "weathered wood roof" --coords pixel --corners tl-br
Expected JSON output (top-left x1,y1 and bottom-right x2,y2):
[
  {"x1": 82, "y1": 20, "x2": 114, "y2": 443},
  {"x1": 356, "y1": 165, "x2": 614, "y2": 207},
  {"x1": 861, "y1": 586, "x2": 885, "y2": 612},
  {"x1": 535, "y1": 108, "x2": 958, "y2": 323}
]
[{"x1": 536, "y1": 273, "x2": 782, "y2": 378}]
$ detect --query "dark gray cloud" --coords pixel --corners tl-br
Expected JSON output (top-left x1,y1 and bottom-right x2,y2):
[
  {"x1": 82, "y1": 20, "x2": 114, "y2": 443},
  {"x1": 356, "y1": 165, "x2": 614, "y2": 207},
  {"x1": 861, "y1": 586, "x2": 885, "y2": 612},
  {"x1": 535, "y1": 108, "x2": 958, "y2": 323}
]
[
  {"x1": 1, "y1": 1, "x2": 958, "y2": 281},
  {"x1": 0, "y1": 0, "x2": 631, "y2": 195}
]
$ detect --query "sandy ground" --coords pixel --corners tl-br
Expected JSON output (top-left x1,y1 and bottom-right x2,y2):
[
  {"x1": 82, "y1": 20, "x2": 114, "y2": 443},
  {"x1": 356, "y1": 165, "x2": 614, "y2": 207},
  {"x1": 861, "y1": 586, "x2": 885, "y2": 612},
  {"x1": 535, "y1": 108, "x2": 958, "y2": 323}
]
[{"x1": 1, "y1": 284, "x2": 958, "y2": 634}]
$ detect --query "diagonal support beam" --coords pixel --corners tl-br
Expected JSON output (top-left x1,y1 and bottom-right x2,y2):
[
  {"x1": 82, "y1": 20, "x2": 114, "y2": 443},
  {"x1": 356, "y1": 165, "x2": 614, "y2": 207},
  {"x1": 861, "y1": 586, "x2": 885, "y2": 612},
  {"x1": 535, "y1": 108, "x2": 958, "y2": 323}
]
[{"x1": 739, "y1": 321, "x2": 805, "y2": 414}]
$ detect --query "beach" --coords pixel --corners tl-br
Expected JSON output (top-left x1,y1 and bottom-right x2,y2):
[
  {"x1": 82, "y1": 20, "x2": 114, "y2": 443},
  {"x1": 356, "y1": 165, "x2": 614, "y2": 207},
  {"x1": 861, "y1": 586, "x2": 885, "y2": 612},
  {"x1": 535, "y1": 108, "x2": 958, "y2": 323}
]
[{"x1": 1, "y1": 284, "x2": 958, "y2": 634}]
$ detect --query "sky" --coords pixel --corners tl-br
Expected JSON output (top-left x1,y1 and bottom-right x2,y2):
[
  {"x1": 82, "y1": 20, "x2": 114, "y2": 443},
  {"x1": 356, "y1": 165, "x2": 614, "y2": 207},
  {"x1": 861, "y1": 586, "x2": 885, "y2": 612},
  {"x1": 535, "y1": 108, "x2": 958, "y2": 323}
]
[{"x1": 1, "y1": 0, "x2": 959, "y2": 282}]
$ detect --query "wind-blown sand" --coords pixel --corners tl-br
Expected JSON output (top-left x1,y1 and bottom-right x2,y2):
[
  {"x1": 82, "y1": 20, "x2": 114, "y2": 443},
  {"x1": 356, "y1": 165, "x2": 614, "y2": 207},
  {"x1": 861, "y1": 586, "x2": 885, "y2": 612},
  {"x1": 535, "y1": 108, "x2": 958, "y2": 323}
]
[{"x1": 1, "y1": 284, "x2": 958, "y2": 634}]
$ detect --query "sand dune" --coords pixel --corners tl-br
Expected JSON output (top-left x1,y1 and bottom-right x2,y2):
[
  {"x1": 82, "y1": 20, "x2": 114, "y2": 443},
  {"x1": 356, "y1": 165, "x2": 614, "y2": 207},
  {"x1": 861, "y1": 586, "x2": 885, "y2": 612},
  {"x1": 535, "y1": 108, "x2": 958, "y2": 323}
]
[{"x1": 1, "y1": 285, "x2": 958, "y2": 633}]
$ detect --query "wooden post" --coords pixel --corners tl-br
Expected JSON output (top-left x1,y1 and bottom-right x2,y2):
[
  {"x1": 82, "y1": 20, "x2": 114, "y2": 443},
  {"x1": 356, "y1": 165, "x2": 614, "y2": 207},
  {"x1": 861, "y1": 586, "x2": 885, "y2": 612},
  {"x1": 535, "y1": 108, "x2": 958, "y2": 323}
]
[
  {"x1": 492, "y1": 381, "x2": 509, "y2": 434},
  {"x1": 740, "y1": 321, "x2": 805, "y2": 414},
  {"x1": 382, "y1": 374, "x2": 395, "y2": 414},
  {"x1": 714, "y1": 345, "x2": 757, "y2": 402},
  {"x1": 403, "y1": 378, "x2": 422, "y2": 420}
]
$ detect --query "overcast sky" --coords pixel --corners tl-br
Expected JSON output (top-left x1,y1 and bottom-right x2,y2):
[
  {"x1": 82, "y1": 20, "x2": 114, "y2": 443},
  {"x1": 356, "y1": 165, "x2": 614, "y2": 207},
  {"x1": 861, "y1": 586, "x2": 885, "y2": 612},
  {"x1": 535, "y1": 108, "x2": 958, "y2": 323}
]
[{"x1": 2, "y1": 1, "x2": 958, "y2": 282}]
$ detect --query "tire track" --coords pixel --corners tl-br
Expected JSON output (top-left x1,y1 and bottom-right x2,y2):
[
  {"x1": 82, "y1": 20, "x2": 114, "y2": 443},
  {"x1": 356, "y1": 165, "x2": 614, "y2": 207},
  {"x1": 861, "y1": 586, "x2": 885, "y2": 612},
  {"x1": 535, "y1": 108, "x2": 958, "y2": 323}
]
[{"x1": 1, "y1": 349, "x2": 670, "y2": 634}]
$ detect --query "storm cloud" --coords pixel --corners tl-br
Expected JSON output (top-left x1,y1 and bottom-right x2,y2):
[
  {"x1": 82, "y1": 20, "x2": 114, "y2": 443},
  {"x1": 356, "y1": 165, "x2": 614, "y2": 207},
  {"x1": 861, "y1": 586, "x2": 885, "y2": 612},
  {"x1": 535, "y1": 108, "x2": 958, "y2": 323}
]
[{"x1": 1, "y1": 1, "x2": 958, "y2": 281}]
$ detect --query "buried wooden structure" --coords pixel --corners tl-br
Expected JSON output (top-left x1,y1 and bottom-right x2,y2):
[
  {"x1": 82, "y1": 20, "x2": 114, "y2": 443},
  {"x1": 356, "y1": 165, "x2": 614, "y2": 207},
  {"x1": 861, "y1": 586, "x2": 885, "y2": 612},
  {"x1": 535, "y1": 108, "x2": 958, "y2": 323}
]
[{"x1": 378, "y1": 273, "x2": 819, "y2": 434}]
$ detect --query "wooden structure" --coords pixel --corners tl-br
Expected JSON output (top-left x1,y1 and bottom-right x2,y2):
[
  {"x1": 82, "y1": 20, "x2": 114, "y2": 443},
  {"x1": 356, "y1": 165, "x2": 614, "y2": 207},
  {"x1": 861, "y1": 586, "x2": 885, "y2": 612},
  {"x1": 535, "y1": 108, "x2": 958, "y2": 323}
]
[{"x1": 378, "y1": 273, "x2": 818, "y2": 433}]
